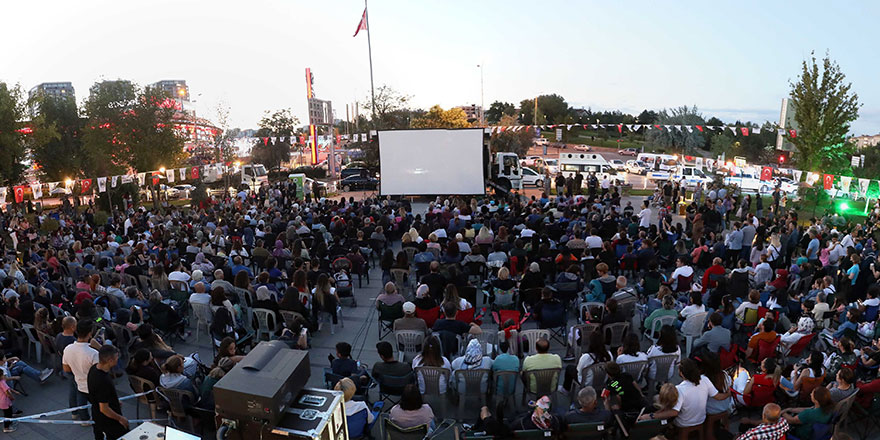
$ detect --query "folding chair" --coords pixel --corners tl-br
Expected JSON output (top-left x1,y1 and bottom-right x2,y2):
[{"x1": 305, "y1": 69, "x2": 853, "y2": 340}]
[
  {"x1": 378, "y1": 302, "x2": 404, "y2": 340},
  {"x1": 756, "y1": 336, "x2": 780, "y2": 364},
  {"x1": 414, "y1": 306, "x2": 440, "y2": 329},
  {"x1": 376, "y1": 371, "x2": 414, "y2": 408},
  {"x1": 536, "y1": 301, "x2": 567, "y2": 345},
  {"x1": 379, "y1": 414, "x2": 429, "y2": 440}
]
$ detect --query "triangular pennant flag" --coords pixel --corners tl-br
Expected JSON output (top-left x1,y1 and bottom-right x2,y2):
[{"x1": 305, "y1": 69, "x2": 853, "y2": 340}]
[
  {"x1": 823, "y1": 174, "x2": 834, "y2": 190},
  {"x1": 805, "y1": 172, "x2": 819, "y2": 186},
  {"x1": 179, "y1": 168, "x2": 186, "y2": 180},
  {"x1": 626, "y1": 124, "x2": 633, "y2": 131},
  {"x1": 80, "y1": 179, "x2": 92, "y2": 194},
  {"x1": 741, "y1": 127, "x2": 750, "y2": 136},
  {"x1": 840, "y1": 176, "x2": 852, "y2": 193},
  {"x1": 674, "y1": 125, "x2": 682, "y2": 131},
  {"x1": 582, "y1": 125, "x2": 588, "y2": 130},
  {"x1": 729, "y1": 126, "x2": 738, "y2": 134},
  {"x1": 97, "y1": 177, "x2": 107, "y2": 193},
  {"x1": 685, "y1": 126, "x2": 693, "y2": 133},
  {"x1": 695, "y1": 125, "x2": 703, "y2": 132},
  {"x1": 166, "y1": 169, "x2": 175, "y2": 183},
  {"x1": 617, "y1": 124, "x2": 623, "y2": 133},
  {"x1": 633, "y1": 124, "x2": 642, "y2": 132},
  {"x1": 191, "y1": 166, "x2": 199, "y2": 180},
  {"x1": 137, "y1": 173, "x2": 146, "y2": 186},
  {"x1": 752, "y1": 127, "x2": 761, "y2": 134},
  {"x1": 13, "y1": 186, "x2": 25, "y2": 203},
  {"x1": 280, "y1": 136, "x2": 286, "y2": 143},
  {"x1": 271, "y1": 136, "x2": 277, "y2": 144},
  {"x1": 64, "y1": 179, "x2": 74, "y2": 190},
  {"x1": 111, "y1": 176, "x2": 119, "y2": 188},
  {"x1": 777, "y1": 128, "x2": 786, "y2": 135},
  {"x1": 566, "y1": 124, "x2": 574, "y2": 130},
  {"x1": 48, "y1": 182, "x2": 58, "y2": 194},
  {"x1": 262, "y1": 137, "x2": 269, "y2": 145},
  {"x1": 664, "y1": 125, "x2": 672, "y2": 130},
  {"x1": 792, "y1": 170, "x2": 803, "y2": 182},
  {"x1": 653, "y1": 124, "x2": 661, "y2": 130},
  {"x1": 30, "y1": 183, "x2": 42, "y2": 199},
  {"x1": 151, "y1": 173, "x2": 161, "y2": 186},
  {"x1": 0, "y1": 188, "x2": 6, "y2": 206},
  {"x1": 599, "y1": 124, "x2": 607, "y2": 128},
  {"x1": 695, "y1": 157, "x2": 704, "y2": 169},
  {"x1": 859, "y1": 178, "x2": 870, "y2": 197},
  {"x1": 788, "y1": 129, "x2": 797, "y2": 138},
  {"x1": 591, "y1": 124, "x2": 598, "y2": 129}
]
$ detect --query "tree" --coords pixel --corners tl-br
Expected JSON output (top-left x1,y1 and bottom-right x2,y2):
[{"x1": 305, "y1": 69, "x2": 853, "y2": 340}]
[
  {"x1": 29, "y1": 94, "x2": 85, "y2": 181},
  {"x1": 490, "y1": 115, "x2": 533, "y2": 157},
  {"x1": 645, "y1": 105, "x2": 706, "y2": 153},
  {"x1": 125, "y1": 86, "x2": 188, "y2": 172},
  {"x1": 362, "y1": 85, "x2": 412, "y2": 129},
  {"x1": 82, "y1": 80, "x2": 137, "y2": 177},
  {"x1": 485, "y1": 101, "x2": 515, "y2": 124},
  {"x1": 0, "y1": 83, "x2": 28, "y2": 185},
  {"x1": 789, "y1": 51, "x2": 860, "y2": 173},
  {"x1": 636, "y1": 109, "x2": 658, "y2": 124},
  {"x1": 251, "y1": 109, "x2": 299, "y2": 170},
  {"x1": 519, "y1": 94, "x2": 570, "y2": 125},
  {"x1": 411, "y1": 105, "x2": 470, "y2": 129}
]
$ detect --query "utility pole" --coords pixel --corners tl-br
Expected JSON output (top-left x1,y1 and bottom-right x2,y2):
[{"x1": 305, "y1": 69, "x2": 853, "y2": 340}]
[
  {"x1": 365, "y1": 0, "x2": 376, "y2": 119},
  {"x1": 477, "y1": 64, "x2": 484, "y2": 126}
]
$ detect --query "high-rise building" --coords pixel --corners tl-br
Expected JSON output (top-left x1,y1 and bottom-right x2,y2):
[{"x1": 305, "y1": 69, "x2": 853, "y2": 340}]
[
  {"x1": 775, "y1": 98, "x2": 798, "y2": 152},
  {"x1": 149, "y1": 80, "x2": 189, "y2": 101},
  {"x1": 456, "y1": 104, "x2": 482, "y2": 123},
  {"x1": 28, "y1": 82, "x2": 75, "y2": 117}
]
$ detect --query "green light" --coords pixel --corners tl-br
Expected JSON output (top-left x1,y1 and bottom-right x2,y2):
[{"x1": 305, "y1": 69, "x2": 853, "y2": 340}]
[{"x1": 840, "y1": 202, "x2": 849, "y2": 211}]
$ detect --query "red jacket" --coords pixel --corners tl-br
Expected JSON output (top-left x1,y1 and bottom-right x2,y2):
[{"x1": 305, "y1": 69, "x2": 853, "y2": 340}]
[{"x1": 702, "y1": 264, "x2": 725, "y2": 293}]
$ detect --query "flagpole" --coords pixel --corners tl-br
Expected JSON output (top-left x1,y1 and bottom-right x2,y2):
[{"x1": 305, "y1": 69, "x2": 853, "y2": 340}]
[{"x1": 365, "y1": 0, "x2": 376, "y2": 119}]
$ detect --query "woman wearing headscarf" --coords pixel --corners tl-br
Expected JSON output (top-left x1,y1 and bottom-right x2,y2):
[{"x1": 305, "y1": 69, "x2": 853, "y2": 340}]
[
  {"x1": 780, "y1": 316, "x2": 814, "y2": 350},
  {"x1": 191, "y1": 252, "x2": 215, "y2": 274},
  {"x1": 450, "y1": 339, "x2": 493, "y2": 393},
  {"x1": 272, "y1": 240, "x2": 291, "y2": 258},
  {"x1": 519, "y1": 262, "x2": 545, "y2": 292},
  {"x1": 511, "y1": 396, "x2": 562, "y2": 433}
]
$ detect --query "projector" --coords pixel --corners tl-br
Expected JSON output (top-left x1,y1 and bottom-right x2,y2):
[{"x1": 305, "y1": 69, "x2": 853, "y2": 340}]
[{"x1": 213, "y1": 341, "x2": 310, "y2": 426}]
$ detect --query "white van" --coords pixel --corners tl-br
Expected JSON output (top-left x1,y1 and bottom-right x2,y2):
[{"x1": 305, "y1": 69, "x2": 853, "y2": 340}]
[
  {"x1": 637, "y1": 153, "x2": 679, "y2": 172},
  {"x1": 558, "y1": 152, "x2": 617, "y2": 181}
]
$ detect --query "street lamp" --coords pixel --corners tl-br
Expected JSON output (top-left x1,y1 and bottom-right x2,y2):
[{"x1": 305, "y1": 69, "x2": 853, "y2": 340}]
[
  {"x1": 477, "y1": 63, "x2": 484, "y2": 126},
  {"x1": 159, "y1": 167, "x2": 166, "y2": 174}
]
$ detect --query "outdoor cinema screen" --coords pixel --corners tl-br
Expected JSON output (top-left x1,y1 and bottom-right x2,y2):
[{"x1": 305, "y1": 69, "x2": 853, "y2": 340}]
[{"x1": 378, "y1": 128, "x2": 485, "y2": 196}]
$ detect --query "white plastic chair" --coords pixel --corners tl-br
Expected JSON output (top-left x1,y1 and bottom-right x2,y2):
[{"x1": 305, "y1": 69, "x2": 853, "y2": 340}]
[
  {"x1": 519, "y1": 329, "x2": 551, "y2": 357},
  {"x1": 646, "y1": 315, "x2": 677, "y2": 344},
  {"x1": 21, "y1": 324, "x2": 42, "y2": 364},
  {"x1": 190, "y1": 303, "x2": 213, "y2": 343},
  {"x1": 252, "y1": 308, "x2": 279, "y2": 341},
  {"x1": 681, "y1": 312, "x2": 708, "y2": 356},
  {"x1": 394, "y1": 330, "x2": 425, "y2": 362}
]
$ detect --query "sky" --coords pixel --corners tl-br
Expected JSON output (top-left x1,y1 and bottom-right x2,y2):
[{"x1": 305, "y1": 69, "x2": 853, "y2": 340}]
[{"x1": 4, "y1": 0, "x2": 880, "y2": 135}]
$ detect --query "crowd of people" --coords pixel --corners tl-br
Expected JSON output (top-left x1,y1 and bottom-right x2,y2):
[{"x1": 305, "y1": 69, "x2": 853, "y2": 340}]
[{"x1": 0, "y1": 175, "x2": 879, "y2": 440}]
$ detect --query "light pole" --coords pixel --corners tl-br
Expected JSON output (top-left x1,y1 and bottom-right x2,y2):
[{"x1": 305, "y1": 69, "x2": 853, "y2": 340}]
[{"x1": 477, "y1": 63, "x2": 484, "y2": 126}]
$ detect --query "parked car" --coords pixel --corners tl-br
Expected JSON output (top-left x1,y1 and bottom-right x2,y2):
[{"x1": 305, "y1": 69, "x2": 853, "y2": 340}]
[
  {"x1": 522, "y1": 155, "x2": 542, "y2": 166},
  {"x1": 543, "y1": 159, "x2": 559, "y2": 175},
  {"x1": 521, "y1": 167, "x2": 545, "y2": 187},
  {"x1": 625, "y1": 160, "x2": 648, "y2": 175},
  {"x1": 340, "y1": 167, "x2": 370, "y2": 180},
  {"x1": 609, "y1": 159, "x2": 626, "y2": 171},
  {"x1": 166, "y1": 184, "x2": 195, "y2": 199},
  {"x1": 534, "y1": 138, "x2": 549, "y2": 146},
  {"x1": 573, "y1": 144, "x2": 592, "y2": 152},
  {"x1": 620, "y1": 148, "x2": 639, "y2": 157},
  {"x1": 340, "y1": 175, "x2": 379, "y2": 192}
]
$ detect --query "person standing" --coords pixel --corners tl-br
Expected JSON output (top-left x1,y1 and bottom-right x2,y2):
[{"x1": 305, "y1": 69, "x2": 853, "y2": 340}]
[
  {"x1": 62, "y1": 319, "x2": 99, "y2": 423},
  {"x1": 88, "y1": 345, "x2": 129, "y2": 440},
  {"x1": 555, "y1": 173, "x2": 565, "y2": 197}
]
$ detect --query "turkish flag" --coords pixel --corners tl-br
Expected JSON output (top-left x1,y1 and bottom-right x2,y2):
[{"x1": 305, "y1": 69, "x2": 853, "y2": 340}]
[
  {"x1": 353, "y1": 8, "x2": 367, "y2": 37},
  {"x1": 299, "y1": 135, "x2": 305, "y2": 145},
  {"x1": 823, "y1": 174, "x2": 834, "y2": 190},
  {"x1": 262, "y1": 137, "x2": 268, "y2": 146},
  {"x1": 760, "y1": 167, "x2": 773, "y2": 181},
  {"x1": 789, "y1": 129, "x2": 797, "y2": 138},
  {"x1": 152, "y1": 173, "x2": 161, "y2": 186},
  {"x1": 617, "y1": 124, "x2": 623, "y2": 133},
  {"x1": 695, "y1": 125, "x2": 703, "y2": 132},
  {"x1": 191, "y1": 166, "x2": 199, "y2": 180},
  {"x1": 80, "y1": 179, "x2": 92, "y2": 194},
  {"x1": 653, "y1": 124, "x2": 662, "y2": 130},
  {"x1": 13, "y1": 186, "x2": 25, "y2": 203},
  {"x1": 740, "y1": 127, "x2": 749, "y2": 136}
]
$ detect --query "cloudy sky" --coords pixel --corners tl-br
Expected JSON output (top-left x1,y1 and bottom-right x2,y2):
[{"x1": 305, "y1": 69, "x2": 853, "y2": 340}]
[{"x1": 4, "y1": 0, "x2": 879, "y2": 135}]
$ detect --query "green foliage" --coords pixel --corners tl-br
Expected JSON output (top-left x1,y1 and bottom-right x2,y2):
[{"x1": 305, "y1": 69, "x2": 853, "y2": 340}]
[
  {"x1": 252, "y1": 109, "x2": 299, "y2": 170},
  {"x1": 645, "y1": 105, "x2": 706, "y2": 153},
  {"x1": 486, "y1": 101, "x2": 516, "y2": 124},
  {"x1": 94, "y1": 211, "x2": 109, "y2": 226},
  {"x1": 519, "y1": 94, "x2": 570, "y2": 125},
  {"x1": 39, "y1": 217, "x2": 60, "y2": 234},
  {"x1": 708, "y1": 122, "x2": 777, "y2": 163},
  {"x1": 490, "y1": 116, "x2": 534, "y2": 157},
  {"x1": 190, "y1": 182, "x2": 208, "y2": 208},
  {"x1": 291, "y1": 166, "x2": 326, "y2": 179},
  {"x1": 95, "y1": 182, "x2": 140, "y2": 212},
  {"x1": 789, "y1": 51, "x2": 860, "y2": 172},
  {"x1": 0, "y1": 83, "x2": 28, "y2": 185},
  {"x1": 637, "y1": 110, "x2": 658, "y2": 124},
  {"x1": 30, "y1": 95, "x2": 86, "y2": 181},
  {"x1": 411, "y1": 105, "x2": 471, "y2": 129}
]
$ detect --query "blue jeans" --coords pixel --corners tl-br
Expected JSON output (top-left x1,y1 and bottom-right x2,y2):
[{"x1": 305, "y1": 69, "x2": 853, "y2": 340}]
[
  {"x1": 8, "y1": 361, "x2": 40, "y2": 381},
  {"x1": 73, "y1": 382, "x2": 90, "y2": 420}
]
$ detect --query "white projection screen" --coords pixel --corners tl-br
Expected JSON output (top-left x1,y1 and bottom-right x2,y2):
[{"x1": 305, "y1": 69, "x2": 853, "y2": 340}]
[{"x1": 378, "y1": 129, "x2": 485, "y2": 196}]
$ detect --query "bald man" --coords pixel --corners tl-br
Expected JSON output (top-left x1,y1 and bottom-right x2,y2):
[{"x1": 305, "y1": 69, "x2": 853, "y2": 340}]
[{"x1": 736, "y1": 403, "x2": 789, "y2": 440}]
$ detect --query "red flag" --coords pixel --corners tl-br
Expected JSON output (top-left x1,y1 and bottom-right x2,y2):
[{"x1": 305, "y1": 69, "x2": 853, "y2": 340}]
[
  {"x1": 190, "y1": 166, "x2": 199, "y2": 180},
  {"x1": 740, "y1": 127, "x2": 749, "y2": 136},
  {"x1": 788, "y1": 129, "x2": 797, "y2": 138},
  {"x1": 823, "y1": 174, "x2": 834, "y2": 190},
  {"x1": 13, "y1": 186, "x2": 24, "y2": 203},
  {"x1": 80, "y1": 179, "x2": 92, "y2": 194},
  {"x1": 695, "y1": 125, "x2": 703, "y2": 132},
  {"x1": 152, "y1": 173, "x2": 161, "y2": 186},
  {"x1": 353, "y1": 8, "x2": 367, "y2": 37},
  {"x1": 653, "y1": 124, "x2": 661, "y2": 130},
  {"x1": 299, "y1": 135, "x2": 306, "y2": 145},
  {"x1": 617, "y1": 124, "x2": 623, "y2": 133},
  {"x1": 262, "y1": 137, "x2": 268, "y2": 146},
  {"x1": 760, "y1": 167, "x2": 773, "y2": 181}
]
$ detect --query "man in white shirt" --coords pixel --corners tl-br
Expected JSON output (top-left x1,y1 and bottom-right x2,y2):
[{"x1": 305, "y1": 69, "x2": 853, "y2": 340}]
[
  {"x1": 189, "y1": 282, "x2": 212, "y2": 305},
  {"x1": 167, "y1": 262, "x2": 191, "y2": 283},
  {"x1": 670, "y1": 257, "x2": 694, "y2": 290},
  {"x1": 585, "y1": 229, "x2": 603, "y2": 251},
  {"x1": 62, "y1": 320, "x2": 99, "y2": 422},
  {"x1": 638, "y1": 201, "x2": 652, "y2": 229}
]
